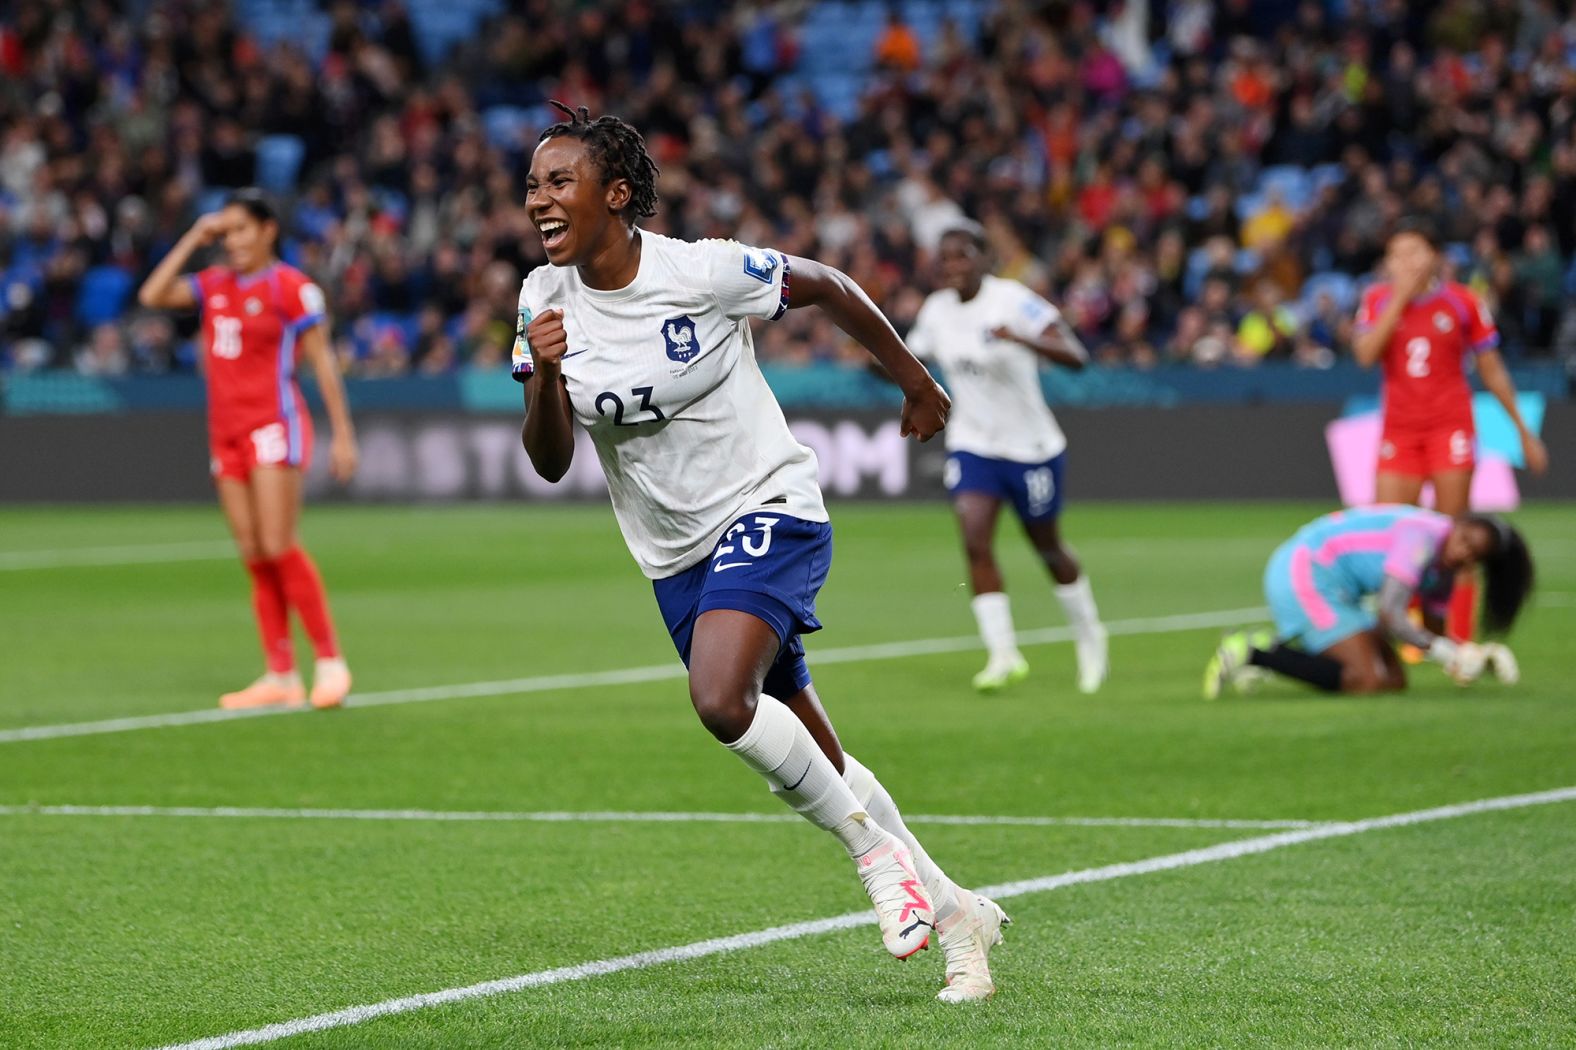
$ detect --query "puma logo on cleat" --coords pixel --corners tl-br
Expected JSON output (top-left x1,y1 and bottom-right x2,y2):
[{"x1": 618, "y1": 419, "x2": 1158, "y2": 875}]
[
  {"x1": 896, "y1": 879, "x2": 929, "y2": 923},
  {"x1": 900, "y1": 916, "x2": 935, "y2": 938}
]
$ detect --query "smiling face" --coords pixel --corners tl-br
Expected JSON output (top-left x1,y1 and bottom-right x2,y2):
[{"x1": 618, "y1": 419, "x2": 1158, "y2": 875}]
[
  {"x1": 219, "y1": 204, "x2": 277, "y2": 273},
  {"x1": 525, "y1": 136, "x2": 632, "y2": 268}
]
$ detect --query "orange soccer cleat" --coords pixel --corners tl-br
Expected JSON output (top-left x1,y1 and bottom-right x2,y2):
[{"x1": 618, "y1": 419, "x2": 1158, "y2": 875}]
[
  {"x1": 219, "y1": 674, "x2": 305, "y2": 710},
  {"x1": 309, "y1": 657, "x2": 352, "y2": 710}
]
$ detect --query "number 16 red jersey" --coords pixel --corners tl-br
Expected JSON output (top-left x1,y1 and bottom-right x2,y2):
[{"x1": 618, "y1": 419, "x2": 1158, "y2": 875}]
[
  {"x1": 189, "y1": 262, "x2": 325, "y2": 445},
  {"x1": 1353, "y1": 280, "x2": 1498, "y2": 432}
]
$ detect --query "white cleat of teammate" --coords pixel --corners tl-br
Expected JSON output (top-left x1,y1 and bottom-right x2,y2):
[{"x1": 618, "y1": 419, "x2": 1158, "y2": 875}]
[
  {"x1": 1075, "y1": 626, "x2": 1108, "y2": 694},
  {"x1": 937, "y1": 892, "x2": 1011, "y2": 1003},
  {"x1": 972, "y1": 654, "x2": 1029, "y2": 694},
  {"x1": 855, "y1": 829, "x2": 935, "y2": 959}
]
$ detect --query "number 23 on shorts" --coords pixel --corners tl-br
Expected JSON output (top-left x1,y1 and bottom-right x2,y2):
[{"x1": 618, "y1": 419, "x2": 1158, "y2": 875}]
[{"x1": 712, "y1": 516, "x2": 778, "y2": 572}]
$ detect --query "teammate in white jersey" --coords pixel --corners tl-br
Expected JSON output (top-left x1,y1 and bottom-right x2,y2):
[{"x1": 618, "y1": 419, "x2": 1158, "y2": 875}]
[
  {"x1": 514, "y1": 103, "x2": 1008, "y2": 1001},
  {"x1": 906, "y1": 222, "x2": 1108, "y2": 694}
]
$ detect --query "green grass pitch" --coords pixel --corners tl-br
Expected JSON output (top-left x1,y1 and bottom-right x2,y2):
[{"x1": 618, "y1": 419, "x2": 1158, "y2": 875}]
[{"x1": 2, "y1": 500, "x2": 1573, "y2": 1049}]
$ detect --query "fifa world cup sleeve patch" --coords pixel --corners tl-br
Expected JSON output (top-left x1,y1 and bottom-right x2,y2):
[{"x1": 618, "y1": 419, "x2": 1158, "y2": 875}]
[{"x1": 511, "y1": 307, "x2": 534, "y2": 382}]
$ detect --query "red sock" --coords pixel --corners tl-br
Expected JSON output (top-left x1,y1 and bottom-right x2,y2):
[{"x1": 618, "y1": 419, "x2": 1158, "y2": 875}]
[
  {"x1": 1447, "y1": 577, "x2": 1478, "y2": 642},
  {"x1": 273, "y1": 547, "x2": 340, "y2": 659},
  {"x1": 246, "y1": 558, "x2": 294, "y2": 674}
]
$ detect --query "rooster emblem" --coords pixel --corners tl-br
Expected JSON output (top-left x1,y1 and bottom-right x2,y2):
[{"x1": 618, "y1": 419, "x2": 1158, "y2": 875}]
[{"x1": 662, "y1": 314, "x2": 700, "y2": 363}]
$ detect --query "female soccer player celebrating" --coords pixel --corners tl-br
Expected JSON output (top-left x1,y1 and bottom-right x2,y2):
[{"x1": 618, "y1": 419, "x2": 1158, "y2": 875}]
[
  {"x1": 1203, "y1": 506, "x2": 1532, "y2": 698},
  {"x1": 515, "y1": 104, "x2": 1006, "y2": 1002},
  {"x1": 139, "y1": 190, "x2": 356, "y2": 710},
  {"x1": 905, "y1": 221, "x2": 1107, "y2": 694},
  {"x1": 1352, "y1": 218, "x2": 1548, "y2": 640}
]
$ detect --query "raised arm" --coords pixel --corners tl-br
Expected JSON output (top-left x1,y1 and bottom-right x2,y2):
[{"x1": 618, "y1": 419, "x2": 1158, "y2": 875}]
[
  {"x1": 519, "y1": 309, "x2": 576, "y2": 482},
  {"x1": 1352, "y1": 292, "x2": 1406, "y2": 368},
  {"x1": 137, "y1": 213, "x2": 225, "y2": 310},
  {"x1": 299, "y1": 323, "x2": 358, "y2": 483},
  {"x1": 1476, "y1": 349, "x2": 1549, "y2": 475},
  {"x1": 786, "y1": 256, "x2": 949, "y2": 440}
]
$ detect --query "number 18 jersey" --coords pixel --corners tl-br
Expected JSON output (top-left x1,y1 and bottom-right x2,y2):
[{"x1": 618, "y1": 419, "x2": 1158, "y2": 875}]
[
  {"x1": 189, "y1": 262, "x2": 325, "y2": 439},
  {"x1": 1353, "y1": 280, "x2": 1498, "y2": 432},
  {"x1": 514, "y1": 231, "x2": 827, "y2": 579}
]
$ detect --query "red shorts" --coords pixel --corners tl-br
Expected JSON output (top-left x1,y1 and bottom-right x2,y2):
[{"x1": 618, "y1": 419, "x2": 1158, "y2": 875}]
[
  {"x1": 209, "y1": 415, "x2": 313, "y2": 481},
  {"x1": 1377, "y1": 422, "x2": 1474, "y2": 478}
]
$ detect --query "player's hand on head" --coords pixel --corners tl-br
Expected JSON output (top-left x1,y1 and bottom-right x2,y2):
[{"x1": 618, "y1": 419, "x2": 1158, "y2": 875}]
[
  {"x1": 190, "y1": 213, "x2": 228, "y2": 245},
  {"x1": 900, "y1": 380, "x2": 950, "y2": 442},
  {"x1": 525, "y1": 309, "x2": 569, "y2": 369}
]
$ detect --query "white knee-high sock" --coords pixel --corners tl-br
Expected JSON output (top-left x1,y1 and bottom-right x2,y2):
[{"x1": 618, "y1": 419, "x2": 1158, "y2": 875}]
[
  {"x1": 971, "y1": 592, "x2": 1020, "y2": 662},
  {"x1": 1055, "y1": 575, "x2": 1103, "y2": 637},
  {"x1": 842, "y1": 753, "x2": 964, "y2": 926},
  {"x1": 725, "y1": 694, "x2": 885, "y2": 858}
]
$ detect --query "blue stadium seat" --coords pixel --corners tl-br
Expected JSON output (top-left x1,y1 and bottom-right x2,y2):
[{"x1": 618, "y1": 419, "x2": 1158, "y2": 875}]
[
  {"x1": 1301, "y1": 271, "x2": 1358, "y2": 313},
  {"x1": 75, "y1": 266, "x2": 134, "y2": 328},
  {"x1": 1258, "y1": 165, "x2": 1313, "y2": 210},
  {"x1": 255, "y1": 134, "x2": 305, "y2": 194},
  {"x1": 1233, "y1": 191, "x2": 1266, "y2": 222}
]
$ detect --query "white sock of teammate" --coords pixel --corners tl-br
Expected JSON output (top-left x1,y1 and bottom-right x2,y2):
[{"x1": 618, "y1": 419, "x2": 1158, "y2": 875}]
[
  {"x1": 971, "y1": 592, "x2": 1021, "y2": 665},
  {"x1": 1054, "y1": 575, "x2": 1103, "y2": 638},
  {"x1": 1057, "y1": 574, "x2": 1108, "y2": 692},
  {"x1": 725, "y1": 694, "x2": 886, "y2": 858},
  {"x1": 842, "y1": 753, "x2": 965, "y2": 928}
]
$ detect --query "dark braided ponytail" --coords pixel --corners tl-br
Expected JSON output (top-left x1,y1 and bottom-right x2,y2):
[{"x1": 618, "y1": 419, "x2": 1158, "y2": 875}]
[{"x1": 539, "y1": 101, "x2": 660, "y2": 223}]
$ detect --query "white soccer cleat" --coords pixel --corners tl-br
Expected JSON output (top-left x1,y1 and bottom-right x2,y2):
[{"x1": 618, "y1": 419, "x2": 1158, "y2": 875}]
[
  {"x1": 972, "y1": 654, "x2": 1029, "y2": 694},
  {"x1": 855, "y1": 832, "x2": 934, "y2": 959},
  {"x1": 1075, "y1": 627, "x2": 1108, "y2": 694},
  {"x1": 937, "y1": 892, "x2": 1010, "y2": 1003},
  {"x1": 310, "y1": 657, "x2": 352, "y2": 709}
]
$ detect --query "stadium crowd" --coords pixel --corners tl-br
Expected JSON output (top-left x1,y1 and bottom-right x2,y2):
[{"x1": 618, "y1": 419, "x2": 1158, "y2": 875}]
[{"x1": 3, "y1": 0, "x2": 1576, "y2": 378}]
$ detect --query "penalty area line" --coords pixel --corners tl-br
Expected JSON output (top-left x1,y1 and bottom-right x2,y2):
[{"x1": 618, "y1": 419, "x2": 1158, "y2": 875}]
[
  {"x1": 150, "y1": 785, "x2": 1576, "y2": 1050},
  {"x1": 0, "y1": 605, "x2": 1268, "y2": 745},
  {"x1": 0, "y1": 803, "x2": 1329, "y2": 832}
]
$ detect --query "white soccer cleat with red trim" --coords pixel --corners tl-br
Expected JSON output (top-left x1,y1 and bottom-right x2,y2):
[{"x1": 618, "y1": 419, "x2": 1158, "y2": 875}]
[
  {"x1": 855, "y1": 832, "x2": 934, "y2": 959},
  {"x1": 937, "y1": 892, "x2": 1010, "y2": 1003}
]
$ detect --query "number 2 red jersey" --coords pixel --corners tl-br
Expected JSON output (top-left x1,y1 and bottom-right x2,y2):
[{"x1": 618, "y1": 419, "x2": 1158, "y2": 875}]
[
  {"x1": 189, "y1": 263, "x2": 325, "y2": 440},
  {"x1": 1353, "y1": 280, "x2": 1498, "y2": 431}
]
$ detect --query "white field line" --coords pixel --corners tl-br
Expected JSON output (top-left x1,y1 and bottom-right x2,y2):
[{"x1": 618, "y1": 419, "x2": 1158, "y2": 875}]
[
  {"x1": 0, "y1": 803, "x2": 1327, "y2": 831},
  {"x1": 0, "y1": 605, "x2": 1267, "y2": 745},
  {"x1": 0, "y1": 540, "x2": 235, "y2": 570},
  {"x1": 151, "y1": 785, "x2": 1576, "y2": 1050}
]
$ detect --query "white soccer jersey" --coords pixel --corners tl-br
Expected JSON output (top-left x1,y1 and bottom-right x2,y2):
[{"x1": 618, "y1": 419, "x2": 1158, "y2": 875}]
[
  {"x1": 905, "y1": 274, "x2": 1068, "y2": 463},
  {"x1": 515, "y1": 231, "x2": 827, "y2": 579}
]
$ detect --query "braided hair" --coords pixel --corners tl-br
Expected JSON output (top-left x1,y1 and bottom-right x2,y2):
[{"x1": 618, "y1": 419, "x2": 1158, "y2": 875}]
[{"x1": 539, "y1": 101, "x2": 660, "y2": 224}]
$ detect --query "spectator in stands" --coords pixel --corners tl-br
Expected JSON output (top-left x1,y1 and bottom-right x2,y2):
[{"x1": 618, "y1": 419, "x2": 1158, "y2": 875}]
[{"x1": 4, "y1": 0, "x2": 1576, "y2": 378}]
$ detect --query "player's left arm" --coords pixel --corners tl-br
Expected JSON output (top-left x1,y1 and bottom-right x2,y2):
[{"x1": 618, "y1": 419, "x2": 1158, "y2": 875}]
[
  {"x1": 1476, "y1": 349, "x2": 1548, "y2": 475},
  {"x1": 787, "y1": 256, "x2": 949, "y2": 441},
  {"x1": 298, "y1": 324, "x2": 357, "y2": 483},
  {"x1": 993, "y1": 318, "x2": 1089, "y2": 371}
]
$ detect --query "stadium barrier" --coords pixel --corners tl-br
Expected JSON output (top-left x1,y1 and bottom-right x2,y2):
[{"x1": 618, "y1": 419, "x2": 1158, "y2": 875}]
[{"x1": 5, "y1": 405, "x2": 1574, "y2": 503}]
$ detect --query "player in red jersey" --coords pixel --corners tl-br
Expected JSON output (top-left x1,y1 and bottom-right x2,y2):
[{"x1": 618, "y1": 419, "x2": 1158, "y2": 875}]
[
  {"x1": 138, "y1": 190, "x2": 358, "y2": 710},
  {"x1": 1353, "y1": 218, "x2": 1548, "y2": 640}
]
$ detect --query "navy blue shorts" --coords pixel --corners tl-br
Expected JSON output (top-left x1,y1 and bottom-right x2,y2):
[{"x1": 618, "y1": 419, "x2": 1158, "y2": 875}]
[
  {"x1": 653, "y1": 512, "x2": 833, "y2": 701},
  {"x1": 944, "y1": 450, "x2": 1066, "y2": 523}
]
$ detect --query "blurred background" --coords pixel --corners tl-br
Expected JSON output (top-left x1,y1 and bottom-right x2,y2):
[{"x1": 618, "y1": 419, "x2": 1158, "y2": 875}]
[{"x1": 0, "y1": 0, "x2": 1571, "y2": 501}]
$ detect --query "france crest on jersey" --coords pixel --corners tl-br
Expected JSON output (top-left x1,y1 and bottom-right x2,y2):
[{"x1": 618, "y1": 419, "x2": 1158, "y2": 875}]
[{"x1": 662, "y1": 314, "x2": 700, "y2": 364}]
